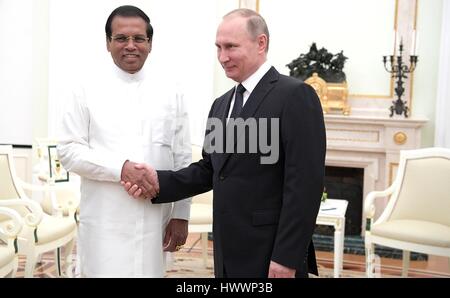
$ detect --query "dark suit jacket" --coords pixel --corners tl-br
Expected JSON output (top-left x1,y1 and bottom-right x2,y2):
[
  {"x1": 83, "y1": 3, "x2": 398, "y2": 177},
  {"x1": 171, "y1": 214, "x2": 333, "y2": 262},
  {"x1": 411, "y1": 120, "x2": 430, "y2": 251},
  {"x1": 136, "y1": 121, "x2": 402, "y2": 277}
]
[{"x1": 153, "y1": 67, "x2": 326, "y2": 277}]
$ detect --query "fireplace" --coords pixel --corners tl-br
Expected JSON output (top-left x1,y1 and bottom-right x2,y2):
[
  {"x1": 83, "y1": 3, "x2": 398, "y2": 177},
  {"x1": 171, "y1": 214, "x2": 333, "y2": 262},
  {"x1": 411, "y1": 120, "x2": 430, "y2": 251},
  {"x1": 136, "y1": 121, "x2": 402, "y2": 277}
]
[
  {"x1": 324, "y1": 166, "x2": 363, "y2": 235},
  {"x1": 311, "y1": 113, "x2": 427, "y2": 259},
  {"x1": 315, "y1": 166, "x2": 364, "y2": 237},
  {"x1": 323, "y1": 114, "x2": 426, "y2": 227}
]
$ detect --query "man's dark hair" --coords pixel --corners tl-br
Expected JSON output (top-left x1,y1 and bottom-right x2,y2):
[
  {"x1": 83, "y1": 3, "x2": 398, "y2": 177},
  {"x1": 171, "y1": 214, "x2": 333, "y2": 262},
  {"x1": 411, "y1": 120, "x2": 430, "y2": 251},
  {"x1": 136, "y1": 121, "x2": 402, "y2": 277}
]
[{"x1": 105, "y1": 5, "x2": 153, "y2": 41}]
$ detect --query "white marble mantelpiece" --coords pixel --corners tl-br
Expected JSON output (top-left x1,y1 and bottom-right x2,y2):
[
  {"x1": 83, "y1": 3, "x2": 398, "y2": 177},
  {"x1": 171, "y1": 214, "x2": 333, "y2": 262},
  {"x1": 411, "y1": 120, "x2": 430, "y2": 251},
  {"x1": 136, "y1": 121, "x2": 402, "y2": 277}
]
[{"x1": 323, "y1": 114, "x2": 427, "y2": 232}]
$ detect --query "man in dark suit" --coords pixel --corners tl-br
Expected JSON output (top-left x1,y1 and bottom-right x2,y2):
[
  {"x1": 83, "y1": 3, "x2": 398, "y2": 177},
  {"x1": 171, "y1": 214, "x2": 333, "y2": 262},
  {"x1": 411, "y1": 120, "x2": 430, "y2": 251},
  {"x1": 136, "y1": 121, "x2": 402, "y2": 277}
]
[{"x1": 123, "y1": 8, "x2": 326, "y2": 278}]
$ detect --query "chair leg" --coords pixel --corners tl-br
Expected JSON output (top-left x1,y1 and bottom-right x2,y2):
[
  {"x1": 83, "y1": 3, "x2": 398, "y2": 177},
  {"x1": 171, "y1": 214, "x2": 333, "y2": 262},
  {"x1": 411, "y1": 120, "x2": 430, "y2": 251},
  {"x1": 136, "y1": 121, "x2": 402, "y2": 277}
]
[
  {"x1": 5, "y1": 270, "x2": 14, "y2": 278},
  {"x1": 187, "y1": 235, "x2": 201, "y2": 253},
  {"x1": 5, "y1": 260, "x2": 18, "y2": 278},
  {"x1": 401, "y1": 250, "x2": 410, "y2": 277},
  {"x1": 54, "y1": 248, "x2": 62, "y2": 277},
  {"x1": 365, "y1": 243, "x2": 375, "y2": 278},
  {"x1": 165, "y1": 252, "x2": 174, "y2": 271},
  {"x1": 24, "y1": 253, "x2": 37, "y2": 278},
  {"x1": 11, "y1": 258, "x2": 18, "y2": 278},
  {"x1": 201, "y1": 232, "x2": 208, "y2": 268},
  {"x1": 63, "y1": 238, "x2": 76, "y2": 277}
]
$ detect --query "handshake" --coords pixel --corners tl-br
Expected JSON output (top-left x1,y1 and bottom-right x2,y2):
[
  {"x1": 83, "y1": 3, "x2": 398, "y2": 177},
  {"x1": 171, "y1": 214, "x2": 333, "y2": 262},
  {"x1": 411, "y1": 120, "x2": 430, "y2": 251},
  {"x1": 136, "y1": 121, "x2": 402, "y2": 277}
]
[{"x1": 120, "y1": 160, "x2": 160, "y2": 199}]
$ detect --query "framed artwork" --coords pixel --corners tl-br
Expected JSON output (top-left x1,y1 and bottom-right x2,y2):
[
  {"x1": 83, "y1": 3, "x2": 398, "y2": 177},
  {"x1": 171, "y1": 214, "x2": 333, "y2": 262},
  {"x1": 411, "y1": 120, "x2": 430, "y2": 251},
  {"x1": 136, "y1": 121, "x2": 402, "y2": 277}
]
[
  {"x1": 47, "y1": 145, "x2": 69, "y2": 182},
  {"x1": 239, "y1": 0, "x2": 259, "y2": 12}
]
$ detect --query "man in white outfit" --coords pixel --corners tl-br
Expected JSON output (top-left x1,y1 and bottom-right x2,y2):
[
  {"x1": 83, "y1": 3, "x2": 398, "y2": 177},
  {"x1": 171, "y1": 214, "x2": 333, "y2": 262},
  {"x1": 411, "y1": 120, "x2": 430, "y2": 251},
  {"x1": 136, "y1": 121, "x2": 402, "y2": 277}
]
[{"x1": 57, "y1": 5, "x2": 192, "y2": 277}]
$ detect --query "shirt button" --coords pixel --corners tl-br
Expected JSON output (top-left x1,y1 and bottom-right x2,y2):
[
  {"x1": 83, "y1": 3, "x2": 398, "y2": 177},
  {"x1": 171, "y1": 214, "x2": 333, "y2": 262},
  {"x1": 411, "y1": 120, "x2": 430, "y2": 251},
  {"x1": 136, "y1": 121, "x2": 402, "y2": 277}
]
[{"x1": 219, "y1": 175, "x2": 225, "y2": 181}]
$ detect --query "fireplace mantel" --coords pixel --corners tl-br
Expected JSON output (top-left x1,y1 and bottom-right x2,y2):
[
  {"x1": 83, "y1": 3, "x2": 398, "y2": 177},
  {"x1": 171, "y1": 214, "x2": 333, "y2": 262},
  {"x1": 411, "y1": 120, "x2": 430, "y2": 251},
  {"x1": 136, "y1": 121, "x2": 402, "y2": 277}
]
[{"x1": 323, "y1": 114, "x2": 427, "y2": 228}]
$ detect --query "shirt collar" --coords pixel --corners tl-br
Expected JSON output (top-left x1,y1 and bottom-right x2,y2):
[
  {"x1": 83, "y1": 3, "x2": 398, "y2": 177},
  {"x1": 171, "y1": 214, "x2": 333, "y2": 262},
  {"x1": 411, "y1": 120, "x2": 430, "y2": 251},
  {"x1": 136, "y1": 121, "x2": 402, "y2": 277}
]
[
  {"x1": 112, "y1": 63, "x2": 146, "y2": 82},
  {"x1": 239, "y1": 60, "x2": 272, "y2": 94}
]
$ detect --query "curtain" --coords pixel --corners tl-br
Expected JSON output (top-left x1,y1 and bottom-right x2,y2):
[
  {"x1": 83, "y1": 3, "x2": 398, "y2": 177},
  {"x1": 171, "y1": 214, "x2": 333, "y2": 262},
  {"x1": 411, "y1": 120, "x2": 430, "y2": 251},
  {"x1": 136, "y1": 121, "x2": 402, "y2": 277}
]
[{"x1": 434, "y1": 0, "x2": 450, "y2": 148}]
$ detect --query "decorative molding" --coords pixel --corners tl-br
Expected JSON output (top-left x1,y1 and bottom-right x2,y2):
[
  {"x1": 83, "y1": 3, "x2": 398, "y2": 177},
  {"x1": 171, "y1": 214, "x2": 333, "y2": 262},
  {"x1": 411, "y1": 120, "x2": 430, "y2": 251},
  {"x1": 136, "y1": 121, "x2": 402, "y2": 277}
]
[
  {"x1": 393, "y1": 131, "x2": 408, "y2": 145},
  {"x1": 389, "y1": 162, "x2": 399, "y2": 185},
  {"x1": 350, "y1": 0, "x2": 398, "y2": 99},
  {"x1": 326, "y1": 156, "x2": 379, "y2": 181},
  {"x1": 327, "y1": 129, "x2": 380, "y2": 143},
  {"x1": 239, "y1": 0, "x2": 259, "y2": 12}
]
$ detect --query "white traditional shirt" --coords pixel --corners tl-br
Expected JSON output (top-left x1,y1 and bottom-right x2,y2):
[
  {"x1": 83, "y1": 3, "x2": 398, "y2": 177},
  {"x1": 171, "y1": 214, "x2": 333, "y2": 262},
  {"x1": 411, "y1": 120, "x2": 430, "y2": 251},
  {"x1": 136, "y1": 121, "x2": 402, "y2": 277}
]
[{"x1": 57, "y1": 63, "x2": 192, "y2": 277}]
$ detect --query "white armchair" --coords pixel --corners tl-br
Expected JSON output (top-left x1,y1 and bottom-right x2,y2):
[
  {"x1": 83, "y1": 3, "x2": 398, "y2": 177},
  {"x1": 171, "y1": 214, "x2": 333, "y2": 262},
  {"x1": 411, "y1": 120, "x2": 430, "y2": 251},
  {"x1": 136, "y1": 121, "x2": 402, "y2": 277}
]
[
  {"x1": 0, "y1": 206, "x2": 23, "y2": 277},
  {"x1": 34, "y1": 138, "x2": 80, "y2": 221},
  {"x1": 37, "y1": 180, "x2": 80, "y2": 222},
  {"x1": 187, "y1": 145, "x2": 213, "y2": 268},
  {"x1": 0, "y1": 145, "x2": 77, "y2": 277},
  {"x1": 364, "y1": 147, "x2": 450, "y2": 277}
]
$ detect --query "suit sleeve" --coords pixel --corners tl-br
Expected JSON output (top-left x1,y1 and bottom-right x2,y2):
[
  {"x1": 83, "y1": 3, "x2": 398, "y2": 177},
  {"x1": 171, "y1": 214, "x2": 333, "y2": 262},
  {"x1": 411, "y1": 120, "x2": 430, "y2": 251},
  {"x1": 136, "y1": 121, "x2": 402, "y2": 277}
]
[{"x1": 271, "y1": 83, "x2": 326, "y2": 269}]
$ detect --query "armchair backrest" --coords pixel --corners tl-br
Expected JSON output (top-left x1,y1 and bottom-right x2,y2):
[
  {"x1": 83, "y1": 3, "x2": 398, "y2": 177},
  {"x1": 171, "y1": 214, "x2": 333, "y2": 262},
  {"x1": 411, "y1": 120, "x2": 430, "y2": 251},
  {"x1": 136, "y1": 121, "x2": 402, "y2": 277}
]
[
  {"x1": 0, "y1": 146, "x2": 29, "y2": 220},
  {"x1": 384, "y1": 148, "x2": 450, "y2": 226}
]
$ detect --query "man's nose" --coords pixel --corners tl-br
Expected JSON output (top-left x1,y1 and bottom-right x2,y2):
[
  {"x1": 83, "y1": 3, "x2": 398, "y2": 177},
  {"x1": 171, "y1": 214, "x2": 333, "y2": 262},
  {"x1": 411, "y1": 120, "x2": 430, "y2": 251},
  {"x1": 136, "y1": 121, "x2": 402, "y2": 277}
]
[
  {"x1": 218, "y1": 51, "x2": 229, "y2": 63},
  {"x1": 125, "y1": 39, "x2": 137, "y2": 50}
]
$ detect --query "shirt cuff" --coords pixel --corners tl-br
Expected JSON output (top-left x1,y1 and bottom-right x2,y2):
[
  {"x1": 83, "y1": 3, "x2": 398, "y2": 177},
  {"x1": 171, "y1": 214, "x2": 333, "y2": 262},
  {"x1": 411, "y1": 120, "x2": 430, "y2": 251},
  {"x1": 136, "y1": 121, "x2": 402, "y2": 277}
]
[
  {"x1": 171, "y1": 198, "x2": 192, "y2": 220},
  {"x1": 112, "y1": 159, "x2": 128, "y2": 182}
]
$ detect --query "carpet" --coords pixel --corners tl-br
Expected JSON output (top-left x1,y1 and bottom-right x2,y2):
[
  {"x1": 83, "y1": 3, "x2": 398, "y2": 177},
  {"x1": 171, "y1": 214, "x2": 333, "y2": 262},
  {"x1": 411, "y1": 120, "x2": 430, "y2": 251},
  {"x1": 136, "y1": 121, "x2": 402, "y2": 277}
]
[
  {"x1": 313, "y1": 234, "x2": 428, "y2": 261},
  {"x1": 167, "y1": 248, "x2": 360, "y2": 278},
  {"x1": 14, "y1": 248, "x2": 346, "y2": 278},
  {"x1": 13, "y1": 246, "x2": 449, "y2": 278}
]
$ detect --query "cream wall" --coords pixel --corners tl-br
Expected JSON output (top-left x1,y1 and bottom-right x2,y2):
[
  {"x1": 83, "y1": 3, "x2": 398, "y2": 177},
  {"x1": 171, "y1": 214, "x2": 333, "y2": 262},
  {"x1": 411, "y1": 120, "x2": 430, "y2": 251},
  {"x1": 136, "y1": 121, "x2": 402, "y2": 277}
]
[
  {"x1": 0, "y1": 0, "x2": 33, "y2": 146},
  {"x1": 213, "y1": 0, "x2": 239, "y2": 98},
  {"x1": 32, "y1": 0, "x2": 49, "y2": 149},
  {"x1": 261, "y1": 0, "x2": 395, "y2": 97},
  {"x1": 0, "y1": 0, "x2": 444, "y2": 152},
  {"x1": 213, "y1": 0, "x2": 444, "y2": 147},
  {"x1": 46, "y1": 0, "x2": 230, "y2": 146}
]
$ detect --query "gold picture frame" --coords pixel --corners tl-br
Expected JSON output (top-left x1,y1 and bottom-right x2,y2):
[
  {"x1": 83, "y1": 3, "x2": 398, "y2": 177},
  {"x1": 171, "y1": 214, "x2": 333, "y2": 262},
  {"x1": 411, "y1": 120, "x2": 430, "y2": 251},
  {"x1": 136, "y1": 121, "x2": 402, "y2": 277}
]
[{"x1": 47, "y1": 145, "x2": 69, "y2": 182}]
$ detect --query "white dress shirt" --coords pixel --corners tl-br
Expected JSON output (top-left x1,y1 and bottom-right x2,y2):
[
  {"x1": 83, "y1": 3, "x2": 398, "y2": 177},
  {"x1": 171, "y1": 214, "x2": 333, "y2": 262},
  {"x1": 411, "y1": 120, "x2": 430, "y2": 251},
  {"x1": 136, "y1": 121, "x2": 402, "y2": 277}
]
[
  {"x1": 57, "y1": 63, "x2": 192, "y2": 277},
  {"x1": 227, "y1": 60, "x2": 272, "y2": 119}
]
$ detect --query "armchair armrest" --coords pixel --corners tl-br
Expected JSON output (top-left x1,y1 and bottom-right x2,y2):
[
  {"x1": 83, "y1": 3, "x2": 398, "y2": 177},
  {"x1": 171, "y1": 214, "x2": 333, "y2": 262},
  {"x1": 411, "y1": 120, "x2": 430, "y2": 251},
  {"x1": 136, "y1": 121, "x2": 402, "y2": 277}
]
[
  {"x1": 17, "y1": 179, "x2": 49, "y2": 193},
  {"x1": 17, "y1": 178, "x2": 79, "y2": 218},
  {"x1": 0, "y1": 199, "x2": 43, "y2": 227},
  {"x1": 0, "y1": 207, "x2": 23, "y2": 239},
  {"x1": 364, "y1": 183, "x2": 396, "y2": 219},
  {"x1": 44, "y1": 186, "x2": 80, "y2": 218},
  {"x1": 17, "y1": 178, "x2": 62, "y2": 214}
]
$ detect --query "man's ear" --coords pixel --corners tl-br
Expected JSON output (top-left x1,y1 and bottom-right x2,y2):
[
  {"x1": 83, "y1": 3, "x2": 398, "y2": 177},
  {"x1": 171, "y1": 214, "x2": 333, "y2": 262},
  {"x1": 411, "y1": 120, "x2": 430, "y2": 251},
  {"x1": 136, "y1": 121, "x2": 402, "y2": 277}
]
[
  {"x1": 258, "y1": 34, "x2": 268, "y2": 53},
  {"x1": 106, "y1": 37, "x2": 111, "y2": 52},
  {"x1": 148, "y1": 41, "x2": 152, "y2": 53}
]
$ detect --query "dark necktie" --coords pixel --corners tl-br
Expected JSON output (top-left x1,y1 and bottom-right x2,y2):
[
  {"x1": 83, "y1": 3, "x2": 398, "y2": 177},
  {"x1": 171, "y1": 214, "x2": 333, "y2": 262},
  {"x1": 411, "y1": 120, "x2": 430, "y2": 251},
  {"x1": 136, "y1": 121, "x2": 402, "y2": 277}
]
[{"x1": 230, "y1": 84, "x2": 246, "y2": 119}]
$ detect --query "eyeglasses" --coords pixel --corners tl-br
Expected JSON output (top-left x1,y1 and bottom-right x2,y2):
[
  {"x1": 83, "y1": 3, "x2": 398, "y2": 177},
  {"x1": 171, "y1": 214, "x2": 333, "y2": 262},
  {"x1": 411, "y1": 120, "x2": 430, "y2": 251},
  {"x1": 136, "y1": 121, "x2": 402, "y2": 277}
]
[{"x1": 110, "y1": 35, "x2": 150, "y2": 44}]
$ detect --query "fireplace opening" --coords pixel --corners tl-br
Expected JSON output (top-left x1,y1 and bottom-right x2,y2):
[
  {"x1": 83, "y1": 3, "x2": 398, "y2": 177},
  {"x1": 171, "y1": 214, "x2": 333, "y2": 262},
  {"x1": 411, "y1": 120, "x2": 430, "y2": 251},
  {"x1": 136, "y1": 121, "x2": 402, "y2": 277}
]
[{"x1": 315, "y1": 166, "x2": 364, "y2": 236}]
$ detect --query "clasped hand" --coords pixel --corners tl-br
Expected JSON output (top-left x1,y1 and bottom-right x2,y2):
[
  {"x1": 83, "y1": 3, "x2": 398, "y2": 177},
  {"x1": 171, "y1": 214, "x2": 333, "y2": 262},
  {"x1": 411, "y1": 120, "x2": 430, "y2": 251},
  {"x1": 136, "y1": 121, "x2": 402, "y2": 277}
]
[{"x1": 120, "y1": 160, "x2": 159, "y2": 199}]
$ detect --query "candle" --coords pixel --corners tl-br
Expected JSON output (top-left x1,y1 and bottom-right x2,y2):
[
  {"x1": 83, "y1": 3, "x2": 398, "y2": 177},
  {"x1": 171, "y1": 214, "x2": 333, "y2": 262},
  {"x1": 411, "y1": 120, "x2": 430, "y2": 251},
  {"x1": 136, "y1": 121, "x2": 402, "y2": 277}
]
[
  {"x1": 392, "y1": 30, "x2": 397, "y2": 54},
  {"x1": 410, "y1": 30, "x2": 416, "y2": 56},
  {"x1": 415, "y1": 32, "x2": 419, "y2": 55}
]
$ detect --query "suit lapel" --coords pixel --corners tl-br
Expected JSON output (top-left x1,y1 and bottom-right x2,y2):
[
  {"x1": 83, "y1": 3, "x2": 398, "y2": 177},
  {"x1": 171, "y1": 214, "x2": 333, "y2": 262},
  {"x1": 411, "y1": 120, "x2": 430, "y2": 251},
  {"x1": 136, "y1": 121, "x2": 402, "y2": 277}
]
[
  {"x1": 216, "y1": 67, "x2": 280, "y2": 173},
  {"x1": 219, "y1": 88, "x2": 235, "y2": 124},
  {"x1": 212, "y1": 88, "x2": 234, "y2": 169},
  {"x1": 240, "y1": 67, "x2": 279, "y2": 120}
]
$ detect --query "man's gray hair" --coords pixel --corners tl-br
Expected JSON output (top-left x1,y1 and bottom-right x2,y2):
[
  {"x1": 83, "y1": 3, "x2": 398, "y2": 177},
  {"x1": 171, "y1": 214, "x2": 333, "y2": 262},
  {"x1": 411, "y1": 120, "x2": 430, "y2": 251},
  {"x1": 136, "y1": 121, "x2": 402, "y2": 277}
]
[{"x1": 224, "y1": 8, "x2": 270, "y2": 52}]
